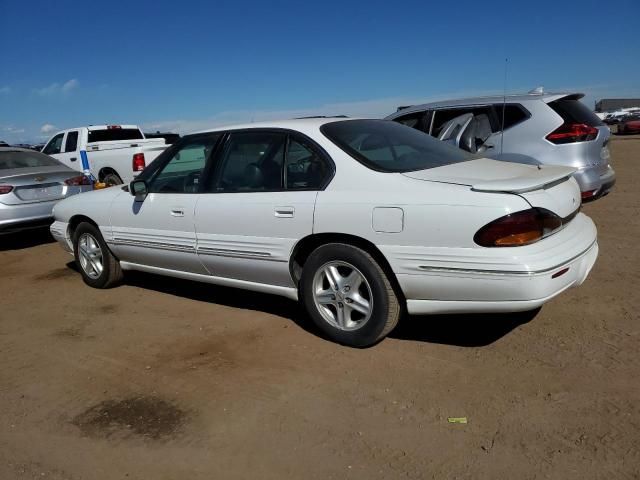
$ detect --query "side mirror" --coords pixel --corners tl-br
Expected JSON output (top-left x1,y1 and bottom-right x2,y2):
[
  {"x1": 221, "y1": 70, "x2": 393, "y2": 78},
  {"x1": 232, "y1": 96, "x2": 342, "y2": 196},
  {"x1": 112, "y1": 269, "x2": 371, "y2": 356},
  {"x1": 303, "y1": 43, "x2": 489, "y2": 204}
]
[{"x1": 130, "y1": 179, "x2": 148, "y2": 200}]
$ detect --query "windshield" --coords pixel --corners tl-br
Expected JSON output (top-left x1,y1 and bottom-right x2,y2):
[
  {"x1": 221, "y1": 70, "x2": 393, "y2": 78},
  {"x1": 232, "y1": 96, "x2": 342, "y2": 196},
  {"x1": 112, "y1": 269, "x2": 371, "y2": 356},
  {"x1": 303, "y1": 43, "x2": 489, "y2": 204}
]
[
  {"x1": 321, "y1": 120, "x2": 472, "y2": 172},
  {"x1": 0, "y1": 150, "x2": 63, "y2": 170}
]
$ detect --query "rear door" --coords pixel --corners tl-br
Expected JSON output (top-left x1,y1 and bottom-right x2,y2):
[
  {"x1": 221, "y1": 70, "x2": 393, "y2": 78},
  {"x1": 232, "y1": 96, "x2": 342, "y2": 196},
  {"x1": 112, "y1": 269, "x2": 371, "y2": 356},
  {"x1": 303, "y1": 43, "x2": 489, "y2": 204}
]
[{"x1": 194, "y1": 130, "x2": 332, "y2": 287}]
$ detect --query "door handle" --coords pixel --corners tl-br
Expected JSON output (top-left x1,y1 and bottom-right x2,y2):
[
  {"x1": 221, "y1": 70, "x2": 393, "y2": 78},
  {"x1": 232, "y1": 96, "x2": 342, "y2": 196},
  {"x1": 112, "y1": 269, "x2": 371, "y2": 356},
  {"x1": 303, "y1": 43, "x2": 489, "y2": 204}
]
[
  {"x1": 170, "y1": 209, "x2": 185, "y2": 217},
  {"x1": 274, "y1": 206, "x2": 295, "y2": 218},
  {"x1": 70, "y1": 157, "x2": 77, "y2": 162}
]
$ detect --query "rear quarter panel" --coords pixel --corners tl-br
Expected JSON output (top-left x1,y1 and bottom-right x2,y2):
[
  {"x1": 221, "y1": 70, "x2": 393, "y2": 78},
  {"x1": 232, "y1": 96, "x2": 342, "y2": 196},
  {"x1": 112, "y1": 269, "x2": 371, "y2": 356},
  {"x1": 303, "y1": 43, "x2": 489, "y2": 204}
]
[{"x1": 313, "y1": 169, "x2": 531, "y2": 250}]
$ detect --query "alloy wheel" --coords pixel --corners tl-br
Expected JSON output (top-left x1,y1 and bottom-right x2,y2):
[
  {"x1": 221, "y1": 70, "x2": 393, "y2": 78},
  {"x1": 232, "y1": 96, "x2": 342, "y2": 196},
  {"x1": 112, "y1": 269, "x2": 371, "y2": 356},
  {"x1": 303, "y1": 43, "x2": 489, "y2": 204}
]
[
  {"x1": 78, "y1": 233, "x2": 104, "y2": 279},
  {"x1": 312, "y1": 261, "x2": 373, "y2": 331}
]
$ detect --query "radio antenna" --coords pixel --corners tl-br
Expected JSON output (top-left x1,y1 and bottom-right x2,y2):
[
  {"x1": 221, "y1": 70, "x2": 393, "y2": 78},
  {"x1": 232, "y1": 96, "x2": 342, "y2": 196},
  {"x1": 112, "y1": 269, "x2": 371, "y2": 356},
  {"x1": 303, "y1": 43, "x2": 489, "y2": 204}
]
[{"x1": 500, "y1": 58, "x2": 508, "y2": 156}]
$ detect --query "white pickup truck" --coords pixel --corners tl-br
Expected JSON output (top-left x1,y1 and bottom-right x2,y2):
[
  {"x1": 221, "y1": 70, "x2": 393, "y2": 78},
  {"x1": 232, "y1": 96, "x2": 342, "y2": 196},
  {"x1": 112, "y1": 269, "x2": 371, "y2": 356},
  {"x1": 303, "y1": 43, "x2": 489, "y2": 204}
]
[{"x1": 42, "y1": 125, "x2": 168, "y2": 185}]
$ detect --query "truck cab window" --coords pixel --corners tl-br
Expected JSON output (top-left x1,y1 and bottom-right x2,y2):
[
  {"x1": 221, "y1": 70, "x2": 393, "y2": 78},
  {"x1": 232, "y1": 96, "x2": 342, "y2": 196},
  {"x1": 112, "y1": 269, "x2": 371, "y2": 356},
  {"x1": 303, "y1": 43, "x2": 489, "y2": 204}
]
[
  {"x1": 43, "y1": 133, "x2": 64, "y2": 155},
  {"x1": 64, "y1": 131, "x2": 79, "y2": 152}
]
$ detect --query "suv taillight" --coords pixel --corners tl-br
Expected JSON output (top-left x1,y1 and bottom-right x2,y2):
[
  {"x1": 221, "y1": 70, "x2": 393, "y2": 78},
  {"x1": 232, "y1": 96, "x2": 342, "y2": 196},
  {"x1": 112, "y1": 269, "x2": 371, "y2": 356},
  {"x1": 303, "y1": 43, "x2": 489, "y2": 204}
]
[
  {"x1": 546, "y1": 123, "x2": 598, "y2": 144},
  {"x1": 132, "y1": 153, "x2": 146, "y2": 172},
  {"x1": 0, "y1": 184, "x2": 14, "y2": 194},
  {"x1": 474, "y1": 208, "x2": 563, "y2": 247}
]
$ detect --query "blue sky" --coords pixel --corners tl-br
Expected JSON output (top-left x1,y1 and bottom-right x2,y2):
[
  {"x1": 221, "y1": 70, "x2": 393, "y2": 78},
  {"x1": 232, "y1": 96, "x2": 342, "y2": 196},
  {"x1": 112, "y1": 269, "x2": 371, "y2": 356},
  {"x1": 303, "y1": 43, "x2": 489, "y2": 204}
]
[{"x1": 1, "y1": 0, "x2": 638, "y2": 143}]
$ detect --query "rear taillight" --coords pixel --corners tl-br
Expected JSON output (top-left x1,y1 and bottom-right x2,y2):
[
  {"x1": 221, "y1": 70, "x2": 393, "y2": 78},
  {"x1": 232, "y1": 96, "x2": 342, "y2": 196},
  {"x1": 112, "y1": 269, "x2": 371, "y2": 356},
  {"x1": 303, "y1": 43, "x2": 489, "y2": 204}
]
[
  {"x1": 546, "y1": 123, "x2": 598, "y2": 144},
  {"x1": 581, "y1": 189, "x2": 598, "y2": 200},
  {"x1": 0, "y1": 184, "x2": 14, "y2": 194},
  {"x1": 64, "y1": 175, "x2": 93, "y2": 186},
  {"x1": 474, "y1": 208, "x2": 562, "y2": 247},
  {"x1": 133, "y1": 153, "x2": 146, "y2": 172}
]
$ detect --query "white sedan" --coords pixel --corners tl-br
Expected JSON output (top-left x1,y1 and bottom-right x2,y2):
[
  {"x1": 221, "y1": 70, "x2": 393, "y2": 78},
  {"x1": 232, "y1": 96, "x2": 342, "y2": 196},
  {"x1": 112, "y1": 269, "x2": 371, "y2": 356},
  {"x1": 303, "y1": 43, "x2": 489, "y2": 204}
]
[{"x1": 50, "y1": 118, "x2": 598, "y2": 346}]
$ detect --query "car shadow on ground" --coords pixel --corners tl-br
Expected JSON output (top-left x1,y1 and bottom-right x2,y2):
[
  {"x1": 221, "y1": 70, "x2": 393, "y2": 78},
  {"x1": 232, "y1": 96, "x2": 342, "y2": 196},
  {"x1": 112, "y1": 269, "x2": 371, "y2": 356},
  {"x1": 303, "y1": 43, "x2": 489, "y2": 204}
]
[
  {"x1": 389, "y1": 309, "x2": 539, "y2": 347},
  {"x1": 68, "y1": 264, "x2": 538, "y2": 348},
  {"x1": 0, "y1": 227, "x2": 55, "y2": 251}
]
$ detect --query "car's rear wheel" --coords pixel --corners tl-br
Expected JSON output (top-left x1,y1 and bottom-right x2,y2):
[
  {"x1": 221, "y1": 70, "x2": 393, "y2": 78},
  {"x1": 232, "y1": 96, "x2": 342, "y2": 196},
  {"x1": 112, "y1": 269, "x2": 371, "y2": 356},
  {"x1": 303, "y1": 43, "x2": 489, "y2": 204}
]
[
  {"x1": 73, "y1": 222, "x2": 123, "y2": 288},
  {"x1": 300, "y1": 243, "x2": 400, "y2": 347},
  {"x1": 103, "y1": 172, "x2": 123, "y2": 186}
]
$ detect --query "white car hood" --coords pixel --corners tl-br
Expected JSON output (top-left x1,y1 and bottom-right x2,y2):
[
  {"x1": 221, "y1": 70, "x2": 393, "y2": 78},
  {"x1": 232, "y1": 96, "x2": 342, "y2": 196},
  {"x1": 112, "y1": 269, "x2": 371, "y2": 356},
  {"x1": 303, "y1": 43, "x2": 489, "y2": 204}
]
[{"x1": 402, "y1": 158, "x2": 576, "y2": 193}]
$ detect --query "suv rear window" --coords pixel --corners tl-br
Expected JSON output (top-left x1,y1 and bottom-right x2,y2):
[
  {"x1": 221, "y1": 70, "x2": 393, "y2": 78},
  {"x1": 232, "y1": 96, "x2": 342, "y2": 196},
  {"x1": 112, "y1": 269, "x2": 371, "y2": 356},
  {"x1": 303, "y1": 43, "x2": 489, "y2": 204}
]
[
  {"x1": 87, "y1": 128, "x2": 144, "y2": 143},
  {"x1": 548, "y1": 98, "x2": 604, "y2": 127},
  {"x1": 321, "y1": 120, "x2": 472, "y2": 173}
]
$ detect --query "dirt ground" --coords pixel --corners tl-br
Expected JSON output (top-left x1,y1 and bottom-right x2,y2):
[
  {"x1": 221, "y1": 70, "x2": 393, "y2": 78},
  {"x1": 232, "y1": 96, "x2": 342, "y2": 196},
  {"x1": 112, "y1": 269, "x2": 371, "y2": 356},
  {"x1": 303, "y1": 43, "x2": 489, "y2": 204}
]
[{"x1": 1, "y1": 135, "x2": 639, "y2": 480}]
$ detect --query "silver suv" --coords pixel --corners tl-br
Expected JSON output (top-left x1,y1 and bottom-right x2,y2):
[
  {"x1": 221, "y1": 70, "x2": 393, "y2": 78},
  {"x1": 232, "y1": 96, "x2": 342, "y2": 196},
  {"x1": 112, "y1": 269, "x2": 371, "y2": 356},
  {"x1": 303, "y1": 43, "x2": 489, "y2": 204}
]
[{"x1": 385, "y1": 91, "x2": 615, "y2": 201}]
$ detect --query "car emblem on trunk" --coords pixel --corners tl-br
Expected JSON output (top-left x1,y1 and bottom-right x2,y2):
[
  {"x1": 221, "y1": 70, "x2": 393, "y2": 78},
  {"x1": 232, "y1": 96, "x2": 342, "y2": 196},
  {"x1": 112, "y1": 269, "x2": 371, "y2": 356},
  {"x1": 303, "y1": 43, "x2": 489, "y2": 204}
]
[{"x1": 34, "y1": 176, "x2": 46, "y2": 182}]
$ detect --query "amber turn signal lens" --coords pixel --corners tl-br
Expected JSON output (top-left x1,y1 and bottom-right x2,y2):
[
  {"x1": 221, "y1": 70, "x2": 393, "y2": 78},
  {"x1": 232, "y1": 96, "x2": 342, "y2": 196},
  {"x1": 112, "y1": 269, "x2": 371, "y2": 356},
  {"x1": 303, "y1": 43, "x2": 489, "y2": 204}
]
[{"x1": 494, "y1": 231, "x2": 542, "y2": 246}]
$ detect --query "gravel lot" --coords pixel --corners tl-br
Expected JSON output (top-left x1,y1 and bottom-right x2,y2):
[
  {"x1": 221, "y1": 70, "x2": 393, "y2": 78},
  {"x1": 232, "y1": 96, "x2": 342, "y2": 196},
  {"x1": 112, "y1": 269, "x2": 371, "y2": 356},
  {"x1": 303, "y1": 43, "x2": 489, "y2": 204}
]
[{"x1": 1, "y1": 135, "x2": 639, "y2": 479}]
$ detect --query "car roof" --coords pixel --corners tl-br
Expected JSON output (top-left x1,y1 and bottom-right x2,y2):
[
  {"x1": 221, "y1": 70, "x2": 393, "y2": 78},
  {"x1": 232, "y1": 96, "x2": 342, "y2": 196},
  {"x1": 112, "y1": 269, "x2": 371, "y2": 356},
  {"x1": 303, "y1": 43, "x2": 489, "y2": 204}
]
[
  {"x1": 189, "y1": 117, "x2": 364, "y2": 135},
  {"x1": 389, "y1": 92, "x2": 583, "y2": 117}
]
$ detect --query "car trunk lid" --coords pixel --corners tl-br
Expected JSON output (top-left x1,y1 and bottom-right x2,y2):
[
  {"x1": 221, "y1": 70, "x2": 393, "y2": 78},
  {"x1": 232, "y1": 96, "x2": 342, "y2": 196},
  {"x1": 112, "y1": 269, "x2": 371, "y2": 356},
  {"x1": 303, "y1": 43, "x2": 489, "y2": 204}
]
[
  {"x1": 402, "y1": 158, "x2": 581, "y2": 217},
  {"x1": 0, "y1": 167, "x2": 78, "y2": 205}
]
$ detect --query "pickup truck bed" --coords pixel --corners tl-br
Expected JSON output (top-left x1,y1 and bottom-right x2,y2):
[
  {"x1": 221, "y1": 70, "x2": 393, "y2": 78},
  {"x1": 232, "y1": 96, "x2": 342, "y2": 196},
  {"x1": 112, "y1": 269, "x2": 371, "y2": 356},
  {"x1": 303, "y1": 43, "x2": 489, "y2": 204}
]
[{"x1": 42, "y1": 125, "x2": 169, "y2": 184}]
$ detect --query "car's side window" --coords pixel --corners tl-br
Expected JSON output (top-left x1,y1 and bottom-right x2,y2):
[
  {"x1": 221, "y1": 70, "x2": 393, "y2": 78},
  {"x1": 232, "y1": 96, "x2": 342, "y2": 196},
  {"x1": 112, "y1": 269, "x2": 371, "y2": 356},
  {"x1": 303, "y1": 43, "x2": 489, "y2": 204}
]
[
  {"x1": 431, "y1": 107, "x2": 496, "y2": 138},
  {"x1": 214, "y1": 131, "x2": 286, "y2": 192},
  {"x1": 43, "y1": 133, "x2": 64, "y2": 155},
  {"x1": 148, "y1": 135, "x2": 220, "y2": 194},
  {"x1": 64, "y1": 131, "x2": 79, "y2": 152},
  {"x1": 394, "y1": 111, "x2": 426, "y2": 130},
  {"x1": 285, "y1": 136, "x2": 331, "y2": 190},
  {"x1": 492, "y1": 104, "x2": 530, "y2": 131}
]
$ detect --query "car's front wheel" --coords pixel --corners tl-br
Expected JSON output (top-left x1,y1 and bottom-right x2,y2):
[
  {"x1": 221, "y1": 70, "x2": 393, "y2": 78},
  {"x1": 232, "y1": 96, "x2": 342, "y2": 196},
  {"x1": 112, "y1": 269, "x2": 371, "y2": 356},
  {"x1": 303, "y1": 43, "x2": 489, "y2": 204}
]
[
  {"x1": 300, "y1": 243, "x2": 400, "y2": 347},
  {"x1": 73, "y1": 222, "x2": 123, "y2": 288}
]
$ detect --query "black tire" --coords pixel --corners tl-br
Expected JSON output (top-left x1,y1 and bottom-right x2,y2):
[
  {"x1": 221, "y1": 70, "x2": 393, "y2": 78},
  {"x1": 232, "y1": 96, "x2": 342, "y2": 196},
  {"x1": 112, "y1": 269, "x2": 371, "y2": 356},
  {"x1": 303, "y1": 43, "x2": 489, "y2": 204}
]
[
  {"x1": 72, "y1": 222, "x2": 123, "y2": 288},
  {"x1": 103, "y1": 172, "x2": 123, "y2": 186},
  {"x1": 300, "y1": 243, "x2": 400, "y2": 347}
]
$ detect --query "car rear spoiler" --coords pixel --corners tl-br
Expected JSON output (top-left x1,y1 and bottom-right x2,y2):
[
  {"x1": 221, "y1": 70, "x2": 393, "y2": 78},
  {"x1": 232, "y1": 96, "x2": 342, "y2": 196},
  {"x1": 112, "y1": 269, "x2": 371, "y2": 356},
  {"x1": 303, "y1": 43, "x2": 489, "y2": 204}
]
[{"x1": 471, "y1": 165, "x2": 576, "y2": 193}]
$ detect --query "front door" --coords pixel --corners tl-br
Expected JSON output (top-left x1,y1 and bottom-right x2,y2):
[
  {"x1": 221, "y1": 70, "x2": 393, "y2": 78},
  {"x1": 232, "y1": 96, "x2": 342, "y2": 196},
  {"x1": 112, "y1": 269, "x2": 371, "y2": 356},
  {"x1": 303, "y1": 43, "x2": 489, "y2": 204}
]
[
  {"x1": 195, "y1": 130, "x2": 333, "y2": 287},
  {"x1": 42, "y1": 133, "x2": 65, "y2": 159},
  {"x1": 108, "y1": 134, "x2": 220, "y2": 274}
]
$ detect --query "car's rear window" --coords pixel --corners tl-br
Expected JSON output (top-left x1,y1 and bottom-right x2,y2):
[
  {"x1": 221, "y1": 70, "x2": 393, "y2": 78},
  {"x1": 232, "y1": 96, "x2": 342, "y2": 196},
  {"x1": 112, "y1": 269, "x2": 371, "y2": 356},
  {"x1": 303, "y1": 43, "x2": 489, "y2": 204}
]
[
  {"x1": 0, "y1": 150, "x2": 62, "y2": 169},
  {"x1": 548, "y1": 98, "x2": 604, "y2": 127},
  {"x1": 87, "y1": 128, "x2": 144, "y2": 143},
  {"x1": 321, "y1": 119, "x2": 472, "y2": 172}
]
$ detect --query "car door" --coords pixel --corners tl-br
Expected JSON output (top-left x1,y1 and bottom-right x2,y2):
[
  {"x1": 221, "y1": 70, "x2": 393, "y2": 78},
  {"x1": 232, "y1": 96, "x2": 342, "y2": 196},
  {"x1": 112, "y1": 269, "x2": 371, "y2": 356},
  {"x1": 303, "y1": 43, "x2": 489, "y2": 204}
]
[
  {"x1": 108, "y1": 134, "x2": 221, "y2": 274},
  {"x1": 56, "y1": 130, "x2": 82, "y2": 171},
  {"x1": 195, "y1": 130, "x2": 333, "y2": 288},
  {"x1": 42, "y1": 133, "x2": 65, "y2": 158}
]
